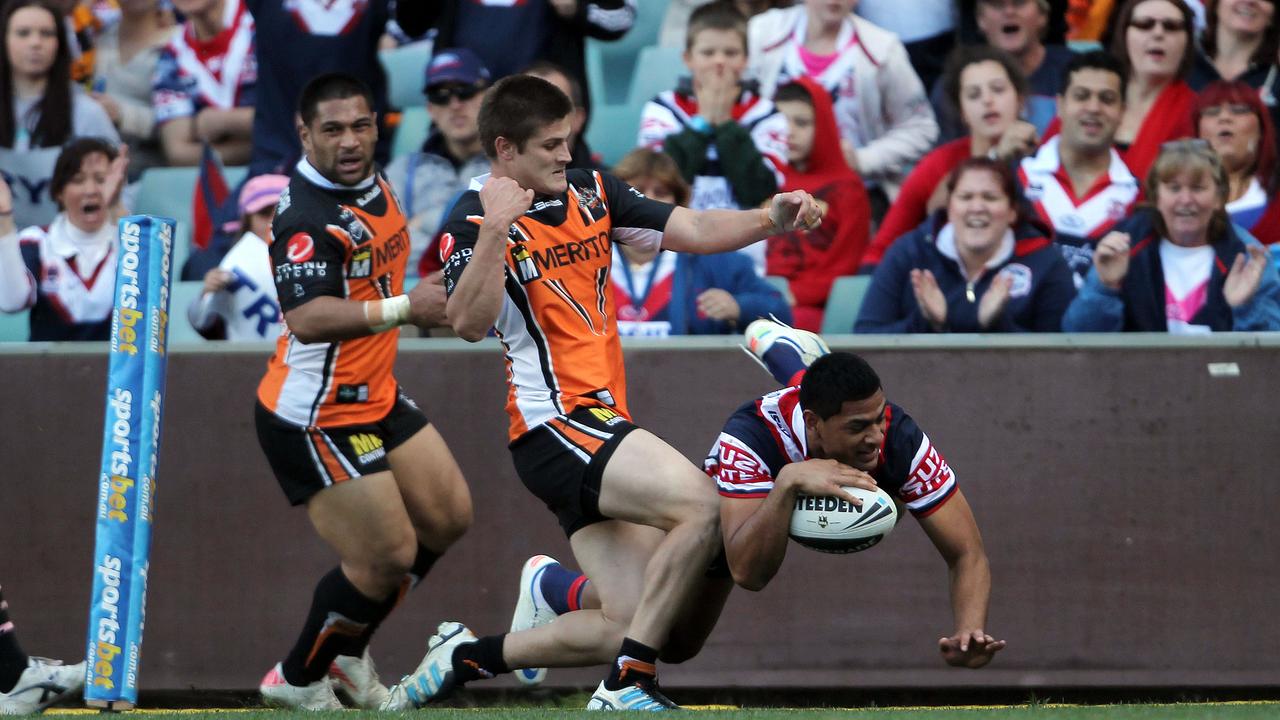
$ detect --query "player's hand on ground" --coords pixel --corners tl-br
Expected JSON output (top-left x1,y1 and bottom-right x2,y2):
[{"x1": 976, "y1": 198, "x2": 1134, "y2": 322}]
[
  {"x1": 479, "y1": 176, "x2": 534, "y2": 229},
  {"x1": 202, "y1": 268, "x2": 233, "y2": 295},
  {"x1": 768, "y1": 190, "x2": 823, "y2": 233},
  {"x1": 910, "y1": 269, "x2": 948, "y2": 330},
  {"x1": 408, "y1": 271, "x2": 448, "y2": 329},
  {"x1": 1224, "y1": 244, "x2": 1269, "y2": 308},
  {"x1": 696, "y1": 288, "x2": 740, "y2": 322},
  {"x1": 779, "y1": 459, "x2": 877, "y2": 507},
  {"x1": 1093, "y1": 231, "x2": 1130, "y2": 290},
  {"x1": 939, "y1": 629, "x2": 1005, "y2": 668},
  {"x1": 977, "y1": 272, "x2": 1012, "y2": 329}
]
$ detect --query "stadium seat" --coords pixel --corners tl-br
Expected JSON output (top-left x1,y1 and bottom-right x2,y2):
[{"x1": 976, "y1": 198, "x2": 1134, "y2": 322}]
[
  {"x1": 0, "y1": 309, "x2": 29, "y2": 342},
  {"x1": 821, "y1": 275, "x2": 871, "y2": 335},
  {"x1": 764, "y1": 275, "x2": 793, "y2": 304},
  {"x1": 626, "y1": 45, "x2": 686, "y2": 108},
  {"x1": 380, "y1": 42, "x2": 432, "y2": 111},
  {"x1": 393, "y1": 106, "x2": 431, "y2": 160},
  {"x1": 585, "y1": 103, "x2": 643, "y2": 168},
  {"x1": 585, "y1": 0, "x2": 670, "y2": 107},
  {"x1": 167, "y1": 281, "x2": 207, "y2": 344},
  {"x1": 133, "y1": 165, "x2": 248, "y2": 274}
]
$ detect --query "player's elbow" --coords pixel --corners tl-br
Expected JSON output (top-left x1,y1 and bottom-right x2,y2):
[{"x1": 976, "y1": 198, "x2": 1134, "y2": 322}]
[{"x1": 452, "y1": 319, "x2": 488, "y2": 342}]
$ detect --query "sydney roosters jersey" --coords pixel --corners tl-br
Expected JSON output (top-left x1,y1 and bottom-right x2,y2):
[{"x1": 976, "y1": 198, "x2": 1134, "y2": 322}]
[
  {"x1": 706, "y1": 386, "x2": 957, "y2": 518},
  {"x1": 1019, "y1": 137, "x2": 1139, "y2": 287},
  {"x1": 257, "y1": 160, "x2": 411, "y2": 427},
  {"x1": 440, "y1": 169, "x2": 674, "y2": 441}
]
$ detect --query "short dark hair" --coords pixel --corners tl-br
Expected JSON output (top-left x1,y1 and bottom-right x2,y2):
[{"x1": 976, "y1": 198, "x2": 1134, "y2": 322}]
[
  {"x1": 941, "y1": 44, "x2": 1027, "y2": 118},
  {"x1": 686, "y1": 0, "x2": 748, "y2": 51},
  {"x1": 774, "y1": 81, "x2": 814, "y2": 107},
  {"x1": 522, "y1": 59, "x2": 584, "y2": 110},
  {"x1": 298, "y1": 72, "x2": 375, "y2": 126},
  {"x1": 50, "y1": 136, "x2": 118, "y2": 206},
  {"x1": 478, "y1": 74, "x2": 574, "y2": 159},
  {"x1": 1109, "y1": 0, "x2": 1195, "y2": 81},
  {"x1": 799, "y1": 353, "x2": 882, "y2": 421},
  {"x1": 1060, "y1": 50, "x2": 1127, "y2": 100}
]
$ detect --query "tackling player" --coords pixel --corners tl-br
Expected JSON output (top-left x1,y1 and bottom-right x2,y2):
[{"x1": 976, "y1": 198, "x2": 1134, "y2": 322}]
[
  {"x1": 381, "y1": 74, "x2": 824, "y2": 711},
  {"x1": 253, "y1": 73, "x2": 470, "y2": 710}
]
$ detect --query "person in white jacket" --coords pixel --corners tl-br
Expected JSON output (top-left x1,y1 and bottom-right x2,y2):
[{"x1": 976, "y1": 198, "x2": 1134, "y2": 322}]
[{"x1": 747, "y1": 0, "x2": 939, "y2": 201}]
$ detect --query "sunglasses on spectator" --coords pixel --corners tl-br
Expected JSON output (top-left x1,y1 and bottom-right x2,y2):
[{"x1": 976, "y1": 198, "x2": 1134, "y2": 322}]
[
  {"x1": 1128, "y1": 16, "x2": 1187, "y2": 32},
  {"x1": 427, "y1": 84, "x2": 482, "y2": 105}
]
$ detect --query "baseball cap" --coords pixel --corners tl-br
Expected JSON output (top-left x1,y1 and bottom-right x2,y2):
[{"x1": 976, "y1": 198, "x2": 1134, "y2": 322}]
[
  {"x1": 239, "y1": 174, "x2": 289, "y2": 216},
  {"x1": 424, "y1": 48, "x2": 491, "y2": 92}
]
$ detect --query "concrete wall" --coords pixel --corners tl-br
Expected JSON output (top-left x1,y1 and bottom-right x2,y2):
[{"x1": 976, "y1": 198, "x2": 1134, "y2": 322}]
[{"x1": 2, "y1": 337, "x2": 1278, "y2": 690}]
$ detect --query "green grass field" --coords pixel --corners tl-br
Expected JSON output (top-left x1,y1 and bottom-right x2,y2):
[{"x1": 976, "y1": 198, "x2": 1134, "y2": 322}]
[{"x1": 46, "y1": 701, "x2": 1280, "y2": 718}]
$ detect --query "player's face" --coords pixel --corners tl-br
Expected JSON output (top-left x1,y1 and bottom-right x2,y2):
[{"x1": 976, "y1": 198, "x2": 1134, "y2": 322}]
[
  {"x1": 5, "y1": 6, "x2": 58, "y2": 80},
  {"x1": 1058, "y1": 68, "x2": 1124, "y2": 153},
  {"x1": 300, "y1": 95, "x2": 378, "y2": 186},
  {"x1": 776, "y1": 99, "x2": 816, "y2": 166},
  {"x1": 957, "y1": 60, "x2": 1021, "y2": 147},
  {"x1": 56, "y1": 151, "x2": 112, "y2": 234},
  {"x1": 508, "y1": 117, "x2": 574, "y2": 195},
  {"x1": 976, "y1": 0, "x2": 1047, "y2": 56},
  {"x1": 948, "y1": 167, "x2": 1017, "y2": 255},
  {"x1": 808, "y1": 389, "x2": 887, "y2": 472}
]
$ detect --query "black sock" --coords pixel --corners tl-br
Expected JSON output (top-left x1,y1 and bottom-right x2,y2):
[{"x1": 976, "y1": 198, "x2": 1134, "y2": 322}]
[
  {"x1": 280, "y1": 568, "x2": 393, "y2": 686},
  {"x1": 450, "y1": 634, "x2": 509, "y2": 684},
  {"x1": 604, "y1": 637, "x2": 658, "y2": 690},
  {"x1": 346, "y1": 544, "x2": 439, "y2": 658},
  {"x1": 0, "y1": 588, "x2": 29, "y2": 694}
]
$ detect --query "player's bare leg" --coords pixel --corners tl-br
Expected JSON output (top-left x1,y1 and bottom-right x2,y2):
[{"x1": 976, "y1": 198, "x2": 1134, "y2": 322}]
[{"x1": 387, "y1": 424, "x2": 473, "y2": 557}]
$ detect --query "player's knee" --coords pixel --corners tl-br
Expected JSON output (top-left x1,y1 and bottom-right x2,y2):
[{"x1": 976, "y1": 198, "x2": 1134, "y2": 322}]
[{"x1": 361, "y1": 533, "x2": 419, "y2": 581}]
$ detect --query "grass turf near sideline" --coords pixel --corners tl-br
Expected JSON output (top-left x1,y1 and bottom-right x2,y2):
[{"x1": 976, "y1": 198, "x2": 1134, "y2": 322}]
[{"x1": 44, "y1": 701, "x2": 1280, "y2": 718}]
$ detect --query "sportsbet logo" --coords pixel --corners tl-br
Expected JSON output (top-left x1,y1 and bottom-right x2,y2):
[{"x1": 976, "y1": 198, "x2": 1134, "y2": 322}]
[{"x1": 350, "y1": 433, "x2": 386, "y2": 465}]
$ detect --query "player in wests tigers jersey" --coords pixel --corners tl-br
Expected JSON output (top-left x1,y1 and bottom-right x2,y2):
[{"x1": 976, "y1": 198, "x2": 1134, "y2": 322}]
[
  {"x1": 384, "y1": 75, "x2": 824, "y2": 711},
  {"x1": 252, "y1": 74, "x2": 471, "y2": 711}
]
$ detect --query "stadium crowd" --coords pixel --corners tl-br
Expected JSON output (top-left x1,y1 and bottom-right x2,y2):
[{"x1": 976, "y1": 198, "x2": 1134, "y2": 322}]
[{"x1": 2, "y1": 0, "x2": 1280, "y2": 340}]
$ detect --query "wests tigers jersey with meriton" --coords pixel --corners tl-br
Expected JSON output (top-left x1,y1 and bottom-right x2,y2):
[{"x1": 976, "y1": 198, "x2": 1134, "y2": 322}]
[{"x1": 440, "y1": 169, "x2": 674, "y2": 442}]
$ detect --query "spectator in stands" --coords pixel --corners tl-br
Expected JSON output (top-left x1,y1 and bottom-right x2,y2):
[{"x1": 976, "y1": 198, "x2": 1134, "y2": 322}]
[
  {"x1": 659, "y1": 0, "x2": 792, "y2": 49},
  {"x1": 934, "y1": 0, "x2": 1075, "y2": 140},
  {"x1": 524, "y1": 60, "x2": 601, "y2": 170},
  {"x1": 857, "y1": 0, "x2": 956, "y2": 92},
  {"x1": 416, "y1": 0, "x2": 636, "y2": 118},
  {"x1": 964, "y1": 0, "x2": 1070, "y2": 43},
  {"x1": 187, "y1": 172, "x2": 286, "y2": 341},
  {"x1": 639, "y1": 1, "x2": 785, "y2": 271},
  {"x1": 767, "y1": 78, "x2": 871, "y2": 331},
  {"x1": 748, "y1": 0, "x2": 940, "y2": 207},
  {"x1": 0, "y1": 137, "x2": 128, "y2": 341},
  {"x1": 152, "y1": 0, "x2": 254, "y2": 167},
  {"x1": 1195, "y1": 79, "x2": 1280, "y2": 241},
  {"x1": 89, "y1": 0, "x2": 174, "y2": 181},
  {"x1": 1108, "y1": 0, "x2": 1198, "y2": 180},
  {"x1": 1020, "y1": 51, "x2": 1141, "y2": 286},
  {"x1": 0, "y1": 0, "x2": 118, "y2": 229},
  {"x1": 866, "y1": 46, "x2": 1036, "y2": 269},
  {"x1": 386, "y1": 48, "x2": 490, "y2": 278},
  {"x1": 1189, "y1": 0, "x2": 1278, "y2": 89},
  {"x1": 856, "y1": 157, "x2": 1075, "y2": 333},
  {"x1": 245, "y1": 1, "x2": 434, "y2": 176},
  {"x1": 1064, "y1": 139, "x2": 1280, "y2": 331},
  {"x1": 611, "y1": 147, "x2": 791, "y2": 336}
]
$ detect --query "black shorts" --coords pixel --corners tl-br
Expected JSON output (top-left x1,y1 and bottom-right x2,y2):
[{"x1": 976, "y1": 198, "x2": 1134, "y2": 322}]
[
  {"x1": 255, "y1": 391, "x2": 430, "y2": 506},
  {"x1": 510, "y1": 406, "x2": 639, "y2": 537}
]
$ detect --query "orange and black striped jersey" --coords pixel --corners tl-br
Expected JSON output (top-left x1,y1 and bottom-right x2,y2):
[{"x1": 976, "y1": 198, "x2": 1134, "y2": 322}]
[
  {"x1": 257, "y1": 160, "x2": 412, "y2": 428},
  {"x1": 440, "y1": 169, "x2": 674, "y2": 442}
]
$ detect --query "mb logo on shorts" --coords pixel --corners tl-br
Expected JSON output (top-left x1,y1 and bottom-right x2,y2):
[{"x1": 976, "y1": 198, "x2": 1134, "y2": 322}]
[{"x1": 350, "y1": 433, "x2": 386, "y2": 465}]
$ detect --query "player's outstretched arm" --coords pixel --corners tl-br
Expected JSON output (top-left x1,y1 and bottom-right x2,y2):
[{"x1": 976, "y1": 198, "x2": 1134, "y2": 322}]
[
  {"x1": 917, "y1": 489, "x2": 1006, "y2": 668},
  {"x1": 284, "y1": 294, "x2": 413, "y2": 344},
  {"x1": 447, "y1": 177, "x2": 533, "y2": 341},
  {"x1": 722, "y1": 459, "x2": 877, "y2": 591},
  {"x1": 660, "y1": 190, "x2": 824, "y2": 255}
]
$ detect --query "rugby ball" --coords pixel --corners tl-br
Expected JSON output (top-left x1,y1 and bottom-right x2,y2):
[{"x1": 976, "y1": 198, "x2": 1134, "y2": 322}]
[{"x1": 789, "y1": 486, "x2": 898, "y2": 554}]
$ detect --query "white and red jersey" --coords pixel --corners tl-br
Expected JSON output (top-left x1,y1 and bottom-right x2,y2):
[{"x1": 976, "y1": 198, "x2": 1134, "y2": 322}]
[
  {"x1": 705, "y1": 385, "x2": 957, "y2": 518},
  {"x1": 5, "y1": 216, "x2": 117, "y2": 341},
  {"x1": 1018, "y1": 137, "x2": 1139, "y2": 287},
  {"x1": 153, "y1": 0, "x2": 257, "y2": 123}
]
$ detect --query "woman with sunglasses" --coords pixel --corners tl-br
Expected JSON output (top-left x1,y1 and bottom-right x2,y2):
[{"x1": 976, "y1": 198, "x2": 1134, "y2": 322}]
[
  {"x1": 1189, "y1": 0, "x2": 1279, "y2": 90},
  {"x1": 1194, "y1": 79, "x2": 1280, "y2": 240},
  {"x1": 1063, "y1": 139, "x2": 1280, "y2": 331},
  {"x1": 1109, "y1": 0, "x2": 1199, "y2": 180}
]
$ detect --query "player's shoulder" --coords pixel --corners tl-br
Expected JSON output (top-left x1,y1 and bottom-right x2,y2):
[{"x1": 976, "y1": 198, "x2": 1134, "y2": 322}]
[{"x1": 441, "y1": 188, "x2": 485, "y2": 228}]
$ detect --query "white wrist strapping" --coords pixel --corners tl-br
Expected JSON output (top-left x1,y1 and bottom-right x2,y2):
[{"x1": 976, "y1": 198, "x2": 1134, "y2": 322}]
[{"x1": 365, "y1": 294, "x2": 411, "y2": 332}]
